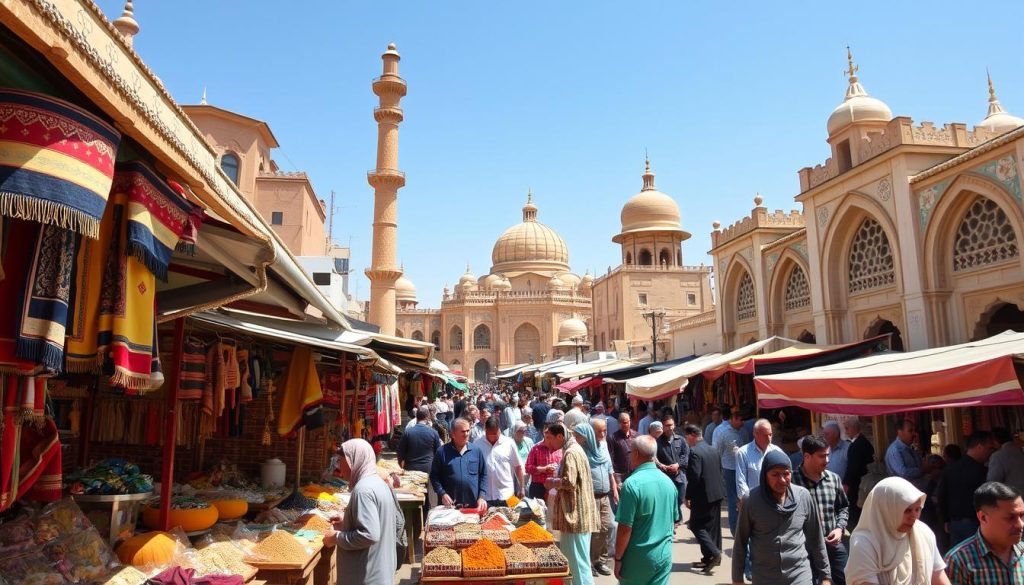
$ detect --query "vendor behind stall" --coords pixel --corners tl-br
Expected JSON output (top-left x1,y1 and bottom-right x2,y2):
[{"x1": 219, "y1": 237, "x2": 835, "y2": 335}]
[{"x1": 430, "y1": 418, "x2": 488, "y2": 511}]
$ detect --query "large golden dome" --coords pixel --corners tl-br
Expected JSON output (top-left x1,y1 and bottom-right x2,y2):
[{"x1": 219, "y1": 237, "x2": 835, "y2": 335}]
[
  {"x1": 491, "y1": 191, "x2": 570, "y2": 274},
  {"x1": 614, "y1": 160, "x2": 690, "y2": 243}
]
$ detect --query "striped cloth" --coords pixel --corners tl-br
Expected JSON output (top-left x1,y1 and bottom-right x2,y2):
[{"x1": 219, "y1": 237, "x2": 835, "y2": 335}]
[
  {"x1": 0, "y1": 88, "x2": 120, "y2": 239},
  {"x1": 178, "y1": 337, "x2": 206, "y2": 400},
  {"x1": 551, "y1": 441, "x2": 598, "y2": 534}
]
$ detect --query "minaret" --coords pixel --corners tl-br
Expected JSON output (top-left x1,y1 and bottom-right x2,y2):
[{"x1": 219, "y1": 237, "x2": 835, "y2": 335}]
[{"x1": 365, "y1": 43, "x2": 407, "y2": 335}]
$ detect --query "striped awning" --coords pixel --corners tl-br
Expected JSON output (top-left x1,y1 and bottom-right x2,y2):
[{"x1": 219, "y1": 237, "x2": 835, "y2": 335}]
[{"x1": 755, "y1": 330, "x2": 1024, "y2": 415}]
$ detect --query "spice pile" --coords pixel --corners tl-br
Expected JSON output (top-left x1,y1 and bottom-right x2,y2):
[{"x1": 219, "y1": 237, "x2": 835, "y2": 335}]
[
  {"x1": 534, "y1": 545, "x2": 569, "y2": 572},
  {"x1": 249, "y1": 531, "x2": 311, "y2": 565},
  {"x1": 421, "y1": 546, "x2": 461, "y2": 577},
  {"x1": 480, "y1": 514, "x2": 512, "y2": 531},
  {"x1": 481, "y1": 529, "x2": 512, "y2": 547},
  {"x1": 510, "y1": 521, "x2": 553, "y2": 545},
  {"x1": 194, "y1": 542, "x2": 255, "y2": 577},
  {"x1": 292, "y1": 514, "x2": 333, "y2": 535},
  {"x1": 461, "y1": 538, "x2": 506, "y2": 577},
  {"x1": 504, "y1": 543, "x2": 539, "y2": 575}
]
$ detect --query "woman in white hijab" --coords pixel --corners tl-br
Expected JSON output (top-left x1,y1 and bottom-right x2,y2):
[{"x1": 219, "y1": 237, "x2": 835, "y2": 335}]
[{"x1": 847, "y1": 477, "x2": 952, "y2": 585}]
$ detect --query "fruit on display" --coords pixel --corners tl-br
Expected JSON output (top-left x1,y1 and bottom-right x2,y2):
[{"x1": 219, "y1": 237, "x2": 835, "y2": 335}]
[
  {"x1": 116, "y1": 531, "x2": 178, "y2": 567},
  {"x1": 142, "y1": 496, "x2": 219, "y2": 532}
]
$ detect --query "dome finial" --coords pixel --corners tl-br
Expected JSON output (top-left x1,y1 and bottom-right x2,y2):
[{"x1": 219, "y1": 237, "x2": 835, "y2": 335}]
[
  {"x1": 113, "y1": 1, "x2": 140, "y2": 47},
  {"x1": 641, "y1": 155, "x2": 656, "y2": 191},
  {"x1": 986, "y1": 68, "x2": 1008, "y2": 117},
  {"x1": 200, "y1": 86, "x2": 207, "y2": 105},
  {"x1": 522, "y1": 189, "x2": 538, "y2": 222},
  {"x1": 753, "y1": 192, "x2": 764, "y2": 207},
  {"x1": 843, "y1": 46, "x2": 868, "y2": 100},
  {"x1": 465, "y1": 262, "x2": 471, "y2": 274}
]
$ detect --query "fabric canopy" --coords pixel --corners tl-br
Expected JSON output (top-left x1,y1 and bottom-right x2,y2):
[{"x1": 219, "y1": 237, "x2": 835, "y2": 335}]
[
  {"x1": 550, "y1": 358, "x2": 637, "y2": 379},
  {"x1": 702, "y1": 335, "x2": 889, "y2": 380},
  {"x1": 555, "y1": 376, "x2": 603, "y2": 394},
  {"x1": 755, "y1": 330, "x2": 1024, "y2": 415}
]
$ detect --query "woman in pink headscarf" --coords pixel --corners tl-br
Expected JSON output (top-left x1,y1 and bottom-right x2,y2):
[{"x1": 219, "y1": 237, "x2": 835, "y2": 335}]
[{"x1": 325, "y1": 438, "x2": 400, "y2": 585}]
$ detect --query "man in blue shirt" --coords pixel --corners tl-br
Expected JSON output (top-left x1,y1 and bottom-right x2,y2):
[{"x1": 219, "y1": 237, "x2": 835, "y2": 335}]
[
  {"x1": 885, "y1": 419, "x2": 924, "y2": 482},
  {"x1": 430, "y1": 418, "x2": 488, "y2": 510},
  {"x1": 398, "y1": 406, "x2": 442, "y2": 473}
]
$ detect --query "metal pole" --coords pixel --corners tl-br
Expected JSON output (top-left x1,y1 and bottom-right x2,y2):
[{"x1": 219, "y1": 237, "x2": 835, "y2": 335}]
[
  {"x1": 651, "y1": 314, "x2": 657, "y2": 364},
  {"x1": 159, "y1": 318, "x2": 186, "y2": 531}
]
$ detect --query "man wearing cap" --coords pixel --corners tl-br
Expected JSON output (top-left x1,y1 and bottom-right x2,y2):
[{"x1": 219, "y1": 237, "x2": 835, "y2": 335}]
[{"x1": 732, "y1": 450, "x2": 831, "y2": 585}]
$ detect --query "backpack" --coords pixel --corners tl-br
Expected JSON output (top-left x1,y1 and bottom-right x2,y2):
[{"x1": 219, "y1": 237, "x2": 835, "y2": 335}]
[{"x1": 858, "y1": 460, "x2": 890, "y2": 508}]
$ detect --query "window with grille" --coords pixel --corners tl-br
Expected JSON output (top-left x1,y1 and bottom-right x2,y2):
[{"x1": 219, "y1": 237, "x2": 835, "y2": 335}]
[
  {"x1": 449, "y1": 326, "x2": 463, "y2": 350},
  {"x1": 736, "y1": 272, "x2": 756, "y2": 321},
  {"x1": 473, "y1": 325, "x2": 491, "y2": 349},
  {"x1": 953, "y1": 197, "x2": 1019, "y2": 272},
  {"x1": 784, "y1": 266, "x2": 810, "y2": 311},
  {"x1": 848, "y1": 218, "x2": 895, "y2": 293}
]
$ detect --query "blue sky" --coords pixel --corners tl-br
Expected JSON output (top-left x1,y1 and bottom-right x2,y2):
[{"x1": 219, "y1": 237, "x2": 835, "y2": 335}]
[{"x1": 98, "y1": 1, "x2": 1024, "y2": 307}]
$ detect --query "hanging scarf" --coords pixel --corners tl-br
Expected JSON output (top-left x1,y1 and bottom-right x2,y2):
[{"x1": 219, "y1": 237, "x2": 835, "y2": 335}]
[
  {"x1": 120, "y1": 160, "x2": 198, "y2": 281},
  {"x1": 178, "y1": 337, "x2": 207, "y2": 400},
  {"x1": 0, "y1": 375, "x2": 59, "y2": 511},
  {"x1": 221, "y1": 339, "x2": 239, "y2": 390},
  {"x1": 237, "y1": 348, "x2": 252, "y2": 402},
  {"x1": 0, "y1": 89, "x2": 121, "y2": 239},
  {"x1": 14, "y1": 223, "x2": 77, "y2": 374},
  {"x1": 165, "y1": 179, "x2": 203, "y2": 256},
  {"x1": 277, "y1": 345, "x2": 323, "y2": 438},
  {"x1": 204, "y1": 341, "x2": 226, "y2": 417}
]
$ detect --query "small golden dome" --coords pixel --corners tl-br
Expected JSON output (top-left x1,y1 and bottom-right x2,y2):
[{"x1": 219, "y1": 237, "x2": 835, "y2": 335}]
[
  {"x1": 395, "y1": 274, "x2": 417, "y2": 302},
  {"x1": 827, "y1": 48, "x2": 892, "y2": 135},
  {"x1": 614, "y1": 159, "x2": 690, "y2": 243},
  {"x1": 558, "y1": 318, "x2": 588, "y2": 342},
  {"x1": 491, "y1": 192, "x2": 570, "y2": 274}
]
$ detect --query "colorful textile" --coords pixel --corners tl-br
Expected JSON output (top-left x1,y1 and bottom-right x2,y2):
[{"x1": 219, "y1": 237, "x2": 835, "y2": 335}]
[
  {"x1": 277, "y1": 345, "x2": 324, "y2": 438},
  {"x1": 15, "y1": 224, "x2": 77, "y2": 373},
  {"x1": 0, "y1": 219, "x2": 44, "y2": 374},
  {"x1": 204, "y1": 342, "x2": 226, "y2": 417},
  {"x1": 0, "y1": 375, "x2": 60, "y2": 511},
  {"x1": 121, "y1": 160, "x2": 197, "y2": 281},
  {"x1": 0, "y1": 376, "x2": 18, "y2": 511},
  {"x1": 0, "y1": 89, "x2": 121, "y2": 239},
  {"x1": 237, "y1": 348, "x2": 252, "y2": 402},
  {"x1": 165, "y1": 179, "x2": 203, "y2": 256},
  {"x1": 178, "y1": 337, "x2": 206, "y2": 400}
]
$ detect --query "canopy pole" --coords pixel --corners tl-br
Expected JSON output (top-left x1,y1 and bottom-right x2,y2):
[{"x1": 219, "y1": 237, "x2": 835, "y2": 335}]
[
  {"x1": 159, "y1": 318, "x2": 186, "y2": 531},
  {"x1": 295, "y1": 425, "x2": 306, "y2": 489}
]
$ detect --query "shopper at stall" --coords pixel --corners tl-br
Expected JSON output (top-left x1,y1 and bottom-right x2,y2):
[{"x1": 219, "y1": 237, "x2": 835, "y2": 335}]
[
  {"x1": 648, "y1": 420, "x2": 664, "y2": 440},
  {"x1": 847, "y1": 477, "x2": 950, "y2": 585},
  {"x1": 525, "y1": 425, "x2": 563, "y2": 499},
  {"x1": 823, "y1": 421, "x2": 851, "y2": 481},
  {"x1": 844, "y1": 417, "x2": 875, "y2": 528},
  {"x1": 792, "y1": 435, "x2": 850, "y2": 585},
  {"x1": 732, "y1": 449, "x2": 831, "y2": 585},
  {"x1": 532, "y1": 393, "x2": 551, "y2": 433},
  {"x1": 987, "y1": 428, "x2": 1024, "y2": 495},
  {"x1": 430, "y1": 418, "x2": 488, "y2": 511},
  {"x1": 944, "y1": 481, "x2": 1024, "y2": 584},
  {"x1": 614, "y1": 434, "x2": 678, "y2": 585},
  {"x1": 545, "y1": 422, "x2": 597, "y2": 585},
  {"x1": 326, "y1": 438, "x2": 399, "y2": 585},
  {"x1": 684, "y1": 424, "x2": 725, "y2": 575},
  {"x1": 521, "y1": 411, "x2": 542, "y2": 444},
  {"x1": 936, "y1": 431, "x2": 994, "y2": 547},
  {"x1": 886, "y1": 420, "x2": 925, "y2": 482},
  {"x1": 475, "y1": 416, "x2": 525, "y2": 502},
  {"x1": 579, "y1": 418, "x2": 616, "y2": 577},
  {"x1": 704, "y1": 406, "x2": 723, "y2": 446},
  {"x1": 655, "y1": 413, "x2": 688, "y2": 526},
  {"x1": 713, "y1": 408, "x2": 748, "y2": 535},
  {"x1": 610, "y1": 412, "x2": 635, "y2": 486}
]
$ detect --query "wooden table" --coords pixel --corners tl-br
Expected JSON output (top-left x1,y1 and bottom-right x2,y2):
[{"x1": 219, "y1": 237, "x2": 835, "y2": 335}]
[
  {"x1": 420, "y1": 571, "x2": 571, "y2": 585},
  {"x1": 396, "y1": 492, "x2": 425, "y2": 564},
  {"x1": 249, "y1": 542, "x2": 323, "y2": 585}
]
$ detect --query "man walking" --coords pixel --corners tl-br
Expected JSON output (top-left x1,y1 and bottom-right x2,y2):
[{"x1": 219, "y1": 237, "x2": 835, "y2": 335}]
[
  {"x1": 704, "y1": 406, "x2": 723, "y2": 446},
  {"x1": 430, "y1": 418, "x2": 488, "y2": 511},
  {"x1": 937, "y1": 431, "x2": 994, "y2": 547},
  {"x1": 398, "y1": 406, "x2": 442, "y2": 514},
  {"x1": 842, "y1": 417, "x2": 873, "y2": 528},
  {"x1": 944, "y1": 481, "x2": 1024, "y2": 584},
  {"x1": 713, "y1": 408, "x2": 748, "y2": 535},
  {"x1": 655, "y1": 413, "x2": 689, "y2": 525},
  {"x1": 609, "y1": 412, "x2": 634, "y2": 488},
  {"x1": 822, "y1": 421, "x2": 850, "y2": 481},
  {"x1": 532, "y1": 393, "x2": 551, "y2": 433},
  {"x1": 736, "y1": 419, "x2": 784, "y2": 503},
  {"x1": 885, "y1": 419, "x2": 924, "y2": 482},
  {"x1": 792, "y1": 435, "x2": 849, "y2": 585},
  {"x1": 987, "y1": 427, "x2": 1024, "y2": 494},
  {"x1": 614, "y1": 435, "x2": 678, "y2": 585},
  {"x1": 474, "y1": 417, "x2": 525, "y2": 503},
  {"x1": 545, "y1": 423, "x2": 597, "y2": 585},
  {"x1": 579, "y1": 418, "x2": 617, "y2": 577},
  {"x1": 733, "y1": 450, "x2": 831, "y2": 585},
  {"x1": 684, "y1": 424, "x2": 725, "y2": 575}
]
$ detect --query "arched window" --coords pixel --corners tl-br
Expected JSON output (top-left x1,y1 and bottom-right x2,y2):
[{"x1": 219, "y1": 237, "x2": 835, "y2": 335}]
[
  {"x1": 220, "y1": 153, "x2": 240, "y2": 184},
  {"x1": 848, "y1": 218, "x2": 895, "y2": 293},
  {"x1": 473, "y1": 359, "x2": 491, "y2": 383},
  {"x1": 430, "y1": 330, "x2": 441, "y2": 350},
  {"x1": 797, "y1": 330, "x2": 816, "y2": 344},
  {"x1": 638, "y1": 249, "x2": 653, "y2": 265},
  {"x1": 473, "y1": 324, "x2": 491, "y2": 349},
  {"x1": 625, "y1": 251, "x2": 632, "y2": 265},
  {"x1": 514, "y1": 323, "x2": 541, "y2": 364},
  {"x1": 659, "y1": 248, "x2": 671, "y2": 266},
  {"x1": 394, "y1": 329, "x2": 405, "y2": 338},
  {"x1": 449, "y1": 325, "x2": 463, "y2": 350},
  {"x1": 736, "y1": 272, "x2": 756, "y2": 321},
  {"x1": 953, "y1": 197, "x2": 1019, "y2": 272},
  {"x1": 411, "y1": 330, "x2": 424, "y2": 342},
  {"x1": 784, "y1": 265, "x2": 810, "y2": 311}
]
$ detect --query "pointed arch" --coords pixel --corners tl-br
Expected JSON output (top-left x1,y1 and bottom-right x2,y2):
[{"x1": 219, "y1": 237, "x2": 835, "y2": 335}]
[
  {"x1": 767, "y1": 249, "x2": 812, "y2": 328},
  {"x1": 449, "y1": 325, "x2": 464, "y2": 351},
  {"x1": 473, "y1": 324, "x2": 491, "y2": 349},
  {"x1": 473, "y1": 358, "x2": 492, "y2": 383},
  {"x1": 721, "y1": 253, "x2": 757, "y2": 336},
  {"x1": 659, "y1": 248, "x2": 671, "y2": 266},
  {"x1": 922, "y1": 173, "x2": 1024, "y2": 290},
  {"x1": 821, "y1": 193, "x2": 902, "y2": 309},
  {"x1": 638, "y1": 248, "x2": 653, "y2": 266},
  {"x1": 430, "y1": 330, "x2": 441, "y2": 350},
  {"x1": 513, "y1": 322, "x2": 541, "y2": 364},
  {"x1": 411, "y1": 330, "x2": 424, "y2": 342}
]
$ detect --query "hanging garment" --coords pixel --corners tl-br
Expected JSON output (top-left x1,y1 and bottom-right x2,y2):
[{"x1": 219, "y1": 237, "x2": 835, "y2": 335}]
[
  {"x1": 121, "y1": 160, "x2": 197, "y2": 282},
  {"x1": 221, "y1": 339, "x2": 239, "y2": 391},
  {"x1": 237, "y1": 349, "x2": 252, "y2": 402},
  {"x1": 0, "y1": 376, "x2": 18, "y2": 511},
  {"x1": 0, "y1": 89, "x2": 121, "y2": 239},
  {"x1": 0, "y1": 220, "x2": 44, "y2": 374},
  {"x1": 178, "y1": 337, "x2": 206, "y2": 400},
  {"x1": 277, "y1": 345, "x2": 324, "y2": 438},
  {"x1": 14, "y1": 224, "x2": 77, "y2": 374}
]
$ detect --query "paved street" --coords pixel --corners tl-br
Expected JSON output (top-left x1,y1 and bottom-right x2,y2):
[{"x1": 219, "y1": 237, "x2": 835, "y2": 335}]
[{"x1": 397, "y1": 513, "x2": 736, "y2": 585}]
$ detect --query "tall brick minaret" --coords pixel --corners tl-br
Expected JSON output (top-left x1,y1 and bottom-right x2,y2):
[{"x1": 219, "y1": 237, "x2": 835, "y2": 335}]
[{"x1": 365, "y1": 43, "x2": 406, "y2": 335}]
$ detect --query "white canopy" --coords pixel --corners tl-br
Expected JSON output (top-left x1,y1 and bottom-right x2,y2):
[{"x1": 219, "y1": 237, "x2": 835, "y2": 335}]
[{"x1": 550, "y1": 358, "x2": 638, "y2": 379}]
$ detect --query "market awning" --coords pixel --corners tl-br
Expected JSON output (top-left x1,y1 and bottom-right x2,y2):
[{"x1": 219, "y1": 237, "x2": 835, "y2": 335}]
[
  {"x1": 189, "y1": 311, "x2": 376, "y2": 359},
  {"x1": 554, "y1": 376, "x2": 603, "y2": 394},
  {"x1": 600, "y1": 355, "x2": 699, "y2": 382},
  {"x1": 701, "y1": 335, "x2": 888, "y2": 380},
  {"x1": 755, "y1": 330, "x2": 1024, "y2": 415},
  {"x1": 550, "y1": 359, "x2": 638, "y2": 380},
  {"x1": 495, "y1": 364, "x2": 532, "y2": 379}
]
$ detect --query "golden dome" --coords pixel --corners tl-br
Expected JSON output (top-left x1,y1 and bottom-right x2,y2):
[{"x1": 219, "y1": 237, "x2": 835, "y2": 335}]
[
  {"x1": 614, "y1": 159, "x2": 691, "y2": 243},
  {"x1": 548, "y1": 275, "x2": 566, "y2": 289},
  {"x1": 395, "y1": 274, "x2": 417, "y2": 302},
  {"x1": 558, "y1": 318, "x2": 588, "y2": 342},
  {"x1": 827, "y1": 49, "x2": 892, "y2": 135},
  {"x1": 491, "y1": 191, "x2": 570, "y2": 274}
]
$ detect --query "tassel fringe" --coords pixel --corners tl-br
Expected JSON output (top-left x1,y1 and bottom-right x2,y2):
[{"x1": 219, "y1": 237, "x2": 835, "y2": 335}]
[
  {"x1": 0, "y1": 192, "x2": 100, "y2": 239},
  {"x1": 125, "y1": 242, "x2": 170, "y2": 281},
  {"x1": 15, "y1": 339, "x2": 63, "y2": 375}
]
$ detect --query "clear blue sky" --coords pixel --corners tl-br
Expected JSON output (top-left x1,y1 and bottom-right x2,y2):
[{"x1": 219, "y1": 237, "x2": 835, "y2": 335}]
[{"x1": 98, "y1": 1, "x2": 1024, "y2": 307}]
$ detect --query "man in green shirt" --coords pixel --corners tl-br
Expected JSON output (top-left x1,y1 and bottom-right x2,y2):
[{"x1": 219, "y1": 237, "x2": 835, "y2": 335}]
[{"x1": 613, "y1": 434, "x2": 680, "y2": 585}]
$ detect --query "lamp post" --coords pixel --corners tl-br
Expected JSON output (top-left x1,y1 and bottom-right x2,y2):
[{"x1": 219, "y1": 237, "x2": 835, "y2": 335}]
[
  {"x1": 642, "y1": 309, "x2": 666, "y2": 363},
  {"x1": 569, "y1": 335, "x2": 586, "y2": 364}
]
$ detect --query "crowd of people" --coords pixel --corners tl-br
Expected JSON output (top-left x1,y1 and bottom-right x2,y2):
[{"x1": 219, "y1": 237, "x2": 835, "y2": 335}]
[{"x1": 335, "y1": 386, "x2": 1024, "y2": 585}]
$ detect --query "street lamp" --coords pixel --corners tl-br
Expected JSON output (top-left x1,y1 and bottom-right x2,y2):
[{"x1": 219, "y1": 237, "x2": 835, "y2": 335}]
[
  {"x1": 642, "y1": 309, "x2": 666, "y2": 363},
  {"x1": 569, "y1": 335, "x2": 586, "y2": 364}
]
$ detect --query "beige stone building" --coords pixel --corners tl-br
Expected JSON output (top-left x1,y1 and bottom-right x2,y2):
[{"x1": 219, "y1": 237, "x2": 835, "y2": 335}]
[
  {"x1": 396, "y1": 193, "x2": 593, "y2": 381},
  {"x1": 183, "y1": 103, "x2": 328, "y2": 257},
  {"x1": 591, "y1": 161, "x2": 715, "y2": 359},
  {"x1": 706, "y1": 52, "x2": 1024, "y2": 357}
]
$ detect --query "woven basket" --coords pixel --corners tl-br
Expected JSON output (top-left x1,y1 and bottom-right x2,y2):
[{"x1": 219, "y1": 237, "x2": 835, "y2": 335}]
[
  {"x1": 421, "y1": 562, "x2": 462, "y2": 578},
  {"x1": 425, "y1": 530, "x2": 455, "y2": 548},
  {"x1": 481, "y1": 530, "x2": 512, "y2": 547},
  {"x1": 505, "y1": 559, "x2": 539, "y2": 575},
  {"x1": 462, "y1": 566, "x2": 506, "y2": 578}
]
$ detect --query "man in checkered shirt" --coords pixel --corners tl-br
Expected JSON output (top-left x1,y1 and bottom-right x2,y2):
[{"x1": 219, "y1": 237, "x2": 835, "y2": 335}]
[
  {"x1": 792, "y1": 435, "x2": 849, "y2": 585},
  {"x1": 944, "y1": 481, "x2": 1024, "y2": 585}
]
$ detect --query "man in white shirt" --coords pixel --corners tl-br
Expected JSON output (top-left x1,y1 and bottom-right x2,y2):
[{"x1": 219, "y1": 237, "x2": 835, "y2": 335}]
[
  {"x1": 474, "y1": 416, "x2": 525, "y2": 501},
  {"x1": 736, "y1": 418, "x2": 784, "y2": 503}
]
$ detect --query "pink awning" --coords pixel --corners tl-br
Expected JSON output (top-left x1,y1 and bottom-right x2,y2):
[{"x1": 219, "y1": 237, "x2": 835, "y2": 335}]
[
  {"x1": 754, "y1": 330, "x2": 1024, "y2": 415},
  {"x1": 555, "y1": 376, "x2": 603, "y2": 394}
]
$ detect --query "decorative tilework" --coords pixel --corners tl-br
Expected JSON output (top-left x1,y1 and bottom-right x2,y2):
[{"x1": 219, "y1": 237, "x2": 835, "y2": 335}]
[
  {"x1": 973, "y1": 155, "x2": 1022, "y2": 203},
  {"x1": 917, "y1": 180, "x2": 950, "y2": 232},
  {"x1": 766, "y1": 251, "x2": 781, "y2": 275},
  {"x1": 790, "y1": 241, "x2": 808, "y2": 260}
]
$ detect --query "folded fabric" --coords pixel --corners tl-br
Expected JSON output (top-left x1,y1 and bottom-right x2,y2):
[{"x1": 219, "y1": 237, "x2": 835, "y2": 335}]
[{"x1": 0, "y1": 88, "x2": 121, "y2": 239}]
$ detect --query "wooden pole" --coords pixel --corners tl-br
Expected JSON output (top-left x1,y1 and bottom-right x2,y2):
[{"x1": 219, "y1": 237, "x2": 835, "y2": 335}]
[
  {"x1": 295, "y1": 426, "x2": 306, "y2": 489},
  {"x1": 159, "y1": 318, "x2": 186, "y2": 531}
]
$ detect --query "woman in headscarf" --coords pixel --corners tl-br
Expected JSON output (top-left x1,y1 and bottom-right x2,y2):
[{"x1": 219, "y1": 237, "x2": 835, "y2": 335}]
[
  {"x1": 325, "y1": 438, "x2": 400, "y2": 585},
  {"x1": 847, "y1": 477, "x2": 952, "y2": 585},
  {"x1": 575, "y1": 421, "x2": 616, "y2": 576}
]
